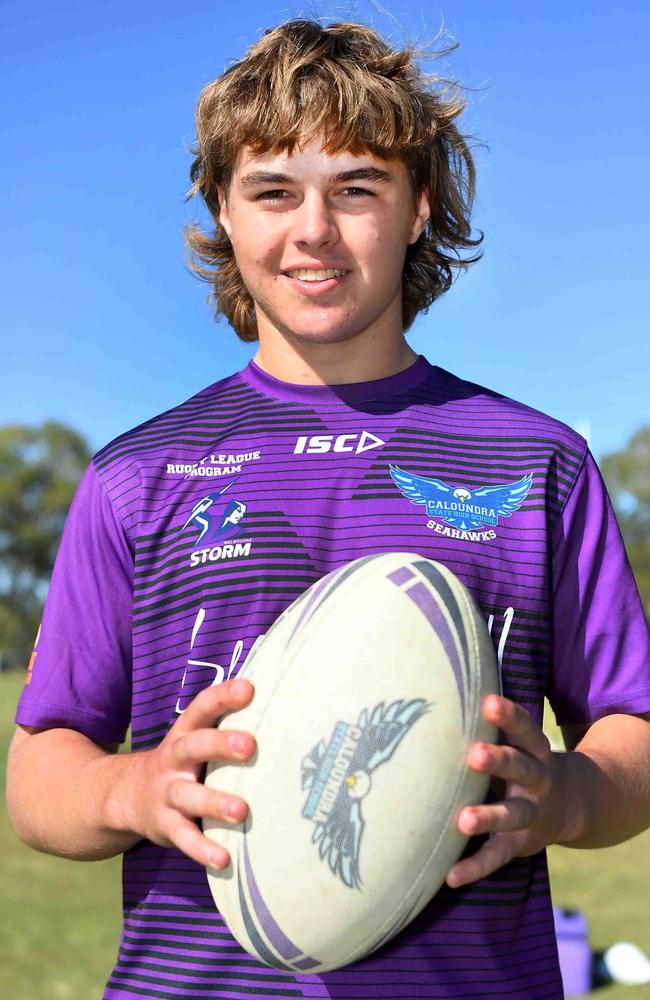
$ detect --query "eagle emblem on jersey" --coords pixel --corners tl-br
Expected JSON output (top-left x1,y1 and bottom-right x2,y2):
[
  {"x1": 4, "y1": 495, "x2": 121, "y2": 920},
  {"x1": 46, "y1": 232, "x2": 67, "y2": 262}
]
[
  {"x1": 301, "y1": 699, "x2": 430, "y2": 889},
  {"x1": 389, "y1": 466, "x2": 533, "y2": 531}
]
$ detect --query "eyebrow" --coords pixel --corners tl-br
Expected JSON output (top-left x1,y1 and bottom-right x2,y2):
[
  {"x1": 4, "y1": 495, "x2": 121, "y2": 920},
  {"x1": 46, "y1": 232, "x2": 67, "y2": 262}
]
[{"x1": 238, "y1": 167, "x2": 393, "y2": 188}]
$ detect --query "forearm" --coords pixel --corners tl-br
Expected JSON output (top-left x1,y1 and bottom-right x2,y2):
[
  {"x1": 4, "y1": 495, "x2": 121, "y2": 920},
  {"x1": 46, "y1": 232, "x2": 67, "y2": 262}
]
[
  {"x1": 556, "y1": 713, "x2": 650, "y2": 848},
  {"x1": 6, "y1": 726, "x2": 148, "y2": 860},
  {"x1": 7, "y1": 681, "x2": 255, "y2": 869}
]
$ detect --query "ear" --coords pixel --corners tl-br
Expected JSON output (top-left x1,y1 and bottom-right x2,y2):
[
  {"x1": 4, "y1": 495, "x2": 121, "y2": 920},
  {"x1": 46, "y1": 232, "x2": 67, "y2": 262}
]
[
  {"x1": 218, "y1": 187, "x2": 232, "y2": 239},
  {"x1": 408, "y1": 190, "x2": 430, "y2": 244}
]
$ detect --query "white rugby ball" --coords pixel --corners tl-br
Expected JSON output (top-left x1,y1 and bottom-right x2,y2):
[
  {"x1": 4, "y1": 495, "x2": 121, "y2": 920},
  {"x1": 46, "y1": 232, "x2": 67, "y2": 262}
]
[{"x1": 204, "y1": 552, "x2": 498, "y2": 972}]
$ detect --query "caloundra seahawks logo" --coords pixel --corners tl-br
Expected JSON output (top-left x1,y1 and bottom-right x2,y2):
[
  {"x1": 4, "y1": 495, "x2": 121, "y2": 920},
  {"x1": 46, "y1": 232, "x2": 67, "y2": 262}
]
[{"x1": 301, "y1": 699, "x2": 430, "y2": 890}]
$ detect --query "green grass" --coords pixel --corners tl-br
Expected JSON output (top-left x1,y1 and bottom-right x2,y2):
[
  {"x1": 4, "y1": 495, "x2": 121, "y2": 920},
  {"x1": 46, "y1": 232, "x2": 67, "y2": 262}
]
[
  {"x1": 548, "y1": 838, "x2": 650, "y2": 999},
  {"x1": 1, "y1": 673, "x2": 649, "y2": 999},
  {"x1": 1, "y1": 670, "x2": 121, "y2": 999},
  {"x1": 544, "y1": 705, "x2": 650, "y2": 999}
]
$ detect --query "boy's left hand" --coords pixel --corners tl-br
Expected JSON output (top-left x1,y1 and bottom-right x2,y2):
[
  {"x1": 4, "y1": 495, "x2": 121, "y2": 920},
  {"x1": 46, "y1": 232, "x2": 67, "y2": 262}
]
[{"x1": 447, "y1": 694, "x2": 571, "y2": 888}]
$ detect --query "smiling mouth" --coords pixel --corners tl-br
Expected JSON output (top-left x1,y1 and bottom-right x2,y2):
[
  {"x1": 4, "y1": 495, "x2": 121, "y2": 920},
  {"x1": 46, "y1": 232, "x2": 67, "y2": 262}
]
[{"x1": 284, "y1": 268, "x2": 348, "y2": 282}]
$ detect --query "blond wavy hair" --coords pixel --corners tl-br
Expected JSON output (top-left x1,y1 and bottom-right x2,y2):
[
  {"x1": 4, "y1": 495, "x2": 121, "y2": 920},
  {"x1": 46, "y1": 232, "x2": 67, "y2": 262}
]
[{"x1": 186, "y1": 19, "x2": 482, "y2": 341}]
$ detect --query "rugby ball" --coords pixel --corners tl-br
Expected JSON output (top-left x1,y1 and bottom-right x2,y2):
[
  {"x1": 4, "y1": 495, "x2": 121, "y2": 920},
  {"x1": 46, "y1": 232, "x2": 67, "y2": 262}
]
[{"x1": 204, "y1": 552, "x2": 498, "y2": 972}]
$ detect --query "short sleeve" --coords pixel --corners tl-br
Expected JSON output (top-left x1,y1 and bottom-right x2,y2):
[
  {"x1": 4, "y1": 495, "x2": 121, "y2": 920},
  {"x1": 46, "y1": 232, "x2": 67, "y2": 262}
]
[
  {"x1": 15, "y1": 462, "x2": 133, "y2": 743},
  {"x1": 548, "y1": 449, "x2": 650, "y2": 724}
]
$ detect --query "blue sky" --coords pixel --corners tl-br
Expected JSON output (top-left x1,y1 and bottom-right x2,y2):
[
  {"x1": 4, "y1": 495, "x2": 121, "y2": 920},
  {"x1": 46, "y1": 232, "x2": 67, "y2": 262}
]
[{"x1": 2, "y1": 0, "x2": 648, "y2": 459}]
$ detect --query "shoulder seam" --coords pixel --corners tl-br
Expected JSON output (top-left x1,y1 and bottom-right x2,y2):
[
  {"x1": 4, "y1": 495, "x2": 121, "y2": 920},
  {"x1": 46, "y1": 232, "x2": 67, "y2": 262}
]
[
  {"x1": 91, "y1": 458, "x2": 139, "y2": 551},
  {"x1": 93, "y1": 374, "x2": 242, "y2": 463},
  {"x1": 556, "y1": 442, "x2": 589, "y2": 526}
]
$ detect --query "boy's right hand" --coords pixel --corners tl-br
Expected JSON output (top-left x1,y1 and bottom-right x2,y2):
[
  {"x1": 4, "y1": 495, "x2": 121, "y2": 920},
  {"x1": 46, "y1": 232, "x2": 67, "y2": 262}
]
[{"x1": 120, "y1": 678, "x2": 255, "y2": 868}]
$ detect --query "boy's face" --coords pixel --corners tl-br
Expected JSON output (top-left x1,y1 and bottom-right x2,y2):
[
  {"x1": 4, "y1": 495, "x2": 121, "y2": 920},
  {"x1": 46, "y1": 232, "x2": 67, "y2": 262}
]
[{"x1": 219, "y1": 140, "x2": 429, "y2": 352}]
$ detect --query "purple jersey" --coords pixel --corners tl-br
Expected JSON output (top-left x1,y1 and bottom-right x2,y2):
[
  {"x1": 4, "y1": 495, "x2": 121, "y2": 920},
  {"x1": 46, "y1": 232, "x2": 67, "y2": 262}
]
[{"x1": 17, "y1": 356, "x2": 650, "y2": 999}]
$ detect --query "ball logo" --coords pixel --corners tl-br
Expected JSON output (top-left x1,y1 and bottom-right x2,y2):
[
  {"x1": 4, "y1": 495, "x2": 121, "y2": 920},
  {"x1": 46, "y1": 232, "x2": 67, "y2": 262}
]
[{"x1": 301, "y1": 699, "x2": 430, "y2": 889}]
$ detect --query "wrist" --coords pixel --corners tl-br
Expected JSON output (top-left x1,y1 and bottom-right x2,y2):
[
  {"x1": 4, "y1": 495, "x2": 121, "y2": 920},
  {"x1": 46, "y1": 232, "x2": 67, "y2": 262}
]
[
  {"x1": 551, "y1": 749, "x2": 596, "y2": 846},
  {"x1": 98, "y1": 749, "x2": 150, "y2": 842}
]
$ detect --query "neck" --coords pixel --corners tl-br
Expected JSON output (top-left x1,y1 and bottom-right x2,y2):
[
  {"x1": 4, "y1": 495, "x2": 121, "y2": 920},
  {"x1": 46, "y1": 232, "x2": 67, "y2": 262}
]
[{"x1": 252, "y1": 330, "x2": 418, "y2": 387}]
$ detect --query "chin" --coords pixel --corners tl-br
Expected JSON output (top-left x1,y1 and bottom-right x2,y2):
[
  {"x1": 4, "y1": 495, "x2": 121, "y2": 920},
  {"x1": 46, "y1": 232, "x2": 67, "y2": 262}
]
[
  {"x1": 277, "y1": 311, "x2": 376, "y2": 348},
  {"x1": 289, "y1": 326, "x2": 364, "y2": 346},
  {"x1": 256, "y1": 299, "x2": 388, "y2": 348}
]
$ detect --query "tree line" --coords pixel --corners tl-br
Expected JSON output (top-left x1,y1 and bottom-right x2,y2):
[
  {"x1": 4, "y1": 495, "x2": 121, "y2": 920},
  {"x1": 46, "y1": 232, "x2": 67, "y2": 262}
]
[{"x1": 1, "y1": 421, "x2": 648, "y2": 671}]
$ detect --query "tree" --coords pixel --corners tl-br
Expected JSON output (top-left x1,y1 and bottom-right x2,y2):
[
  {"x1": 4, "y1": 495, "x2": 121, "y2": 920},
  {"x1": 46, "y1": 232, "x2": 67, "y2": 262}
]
[
  {"x1": 0, "y1": 422, "x2": 91, "y2": 669},
  {"x1": 601, "y1": 425, "x2": 650, "y2": 618}
]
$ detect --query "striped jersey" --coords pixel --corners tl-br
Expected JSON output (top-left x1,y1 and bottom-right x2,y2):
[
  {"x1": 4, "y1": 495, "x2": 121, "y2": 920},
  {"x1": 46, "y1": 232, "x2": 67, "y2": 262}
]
[{"x1": 17, "y1": 356, "x2": 650, "y2": 999}]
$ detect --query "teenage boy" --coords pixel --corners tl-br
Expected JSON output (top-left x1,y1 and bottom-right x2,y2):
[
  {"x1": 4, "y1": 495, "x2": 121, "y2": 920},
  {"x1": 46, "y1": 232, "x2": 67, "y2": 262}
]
[{"x1": 8, "y1": 19, "x2": 650, "y2": 1000}]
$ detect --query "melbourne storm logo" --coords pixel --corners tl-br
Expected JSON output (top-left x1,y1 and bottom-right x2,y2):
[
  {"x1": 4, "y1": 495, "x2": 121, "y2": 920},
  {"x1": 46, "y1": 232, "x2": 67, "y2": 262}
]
[
  {"x1": 390, "y1": 466, "x2": 533, "y2": 539},
  {"x1": 180, "y1": 480, "x2": 248, "y2": 545},
  {"x1": 301, "y1": 699, "x2": 430, "y2": 890}
]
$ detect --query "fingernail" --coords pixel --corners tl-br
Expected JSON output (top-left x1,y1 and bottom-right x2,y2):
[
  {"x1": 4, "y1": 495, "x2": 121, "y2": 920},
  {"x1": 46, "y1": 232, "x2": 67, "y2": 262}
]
[
  {"x1": 491, "y1": 697, "x2": 506, "y2": 720},
  {"x1": 463, "y1": 811, "x2": 478, "y2": 833},
  {"x1": 230, "y1": 679, "x2": 250, "y2": 699},
  {"x1": 228, "y1": 733, "x2": 251, "y2": 756},
  {"x1": 224, "y1": 796, "x2": 245, "y2": 820},
  {"x1": 208, "y1": 847, "x2": 227, "y2": 869}
]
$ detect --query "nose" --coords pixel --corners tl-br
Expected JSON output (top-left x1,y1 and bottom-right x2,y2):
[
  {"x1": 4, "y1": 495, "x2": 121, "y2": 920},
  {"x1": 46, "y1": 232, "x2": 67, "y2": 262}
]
[{"x1": 291, "y1": 190, "x2": 339, "y2": 250}]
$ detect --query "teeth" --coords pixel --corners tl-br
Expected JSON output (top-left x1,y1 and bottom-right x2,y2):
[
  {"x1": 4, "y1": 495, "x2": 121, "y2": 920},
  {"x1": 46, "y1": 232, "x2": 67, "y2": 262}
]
[{"x1": 288, "y1": 268, "x2": 347, "y2": 281}]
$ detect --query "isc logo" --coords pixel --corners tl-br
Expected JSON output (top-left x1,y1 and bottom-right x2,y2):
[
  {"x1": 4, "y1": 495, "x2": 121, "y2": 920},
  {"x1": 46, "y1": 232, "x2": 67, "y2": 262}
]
[{"x1": 293, "y1": 431, "x2": 385, "y2": 455}]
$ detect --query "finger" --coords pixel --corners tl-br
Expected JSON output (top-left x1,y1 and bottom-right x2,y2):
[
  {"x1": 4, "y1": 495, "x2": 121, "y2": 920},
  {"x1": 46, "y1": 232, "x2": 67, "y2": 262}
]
[
  {"x1": 458, "y1": 798, "x2": 538, "y2": 836},
  {"x1": 174, "y1": 679, "x2": 254, "y2": 734},
  {"x1": 467, "y1": 742, "x2": 550, "y2": 792},
  {"x1": 482, "y1": 695, "x2": 549, "y2": 758},
  {"x1": 171, "y1": 815, "x2": 231, "y2": 870},
  {"x1": 447, "y1": 833, "x2": 515, "y2": 888},
  {"x1": 166, "y1": 778, "x2": 249, "y2": 824},
  {"x1": 169, "y1": 728, "x2": 256, "y2": 768}
]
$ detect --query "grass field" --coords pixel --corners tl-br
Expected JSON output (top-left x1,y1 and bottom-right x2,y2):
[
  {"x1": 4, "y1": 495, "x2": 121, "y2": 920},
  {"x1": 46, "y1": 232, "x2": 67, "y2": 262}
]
[
  {"x1": 1, "y1": 671, "x2": 121, "y2": 999},
  {"x1": 2, "y1": 670, "x2": 649, "y2": 999}
]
